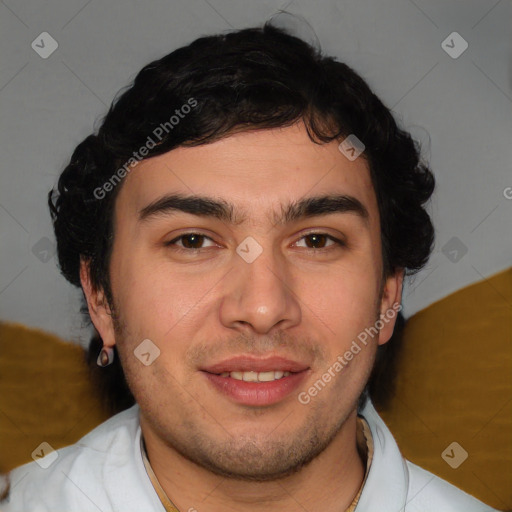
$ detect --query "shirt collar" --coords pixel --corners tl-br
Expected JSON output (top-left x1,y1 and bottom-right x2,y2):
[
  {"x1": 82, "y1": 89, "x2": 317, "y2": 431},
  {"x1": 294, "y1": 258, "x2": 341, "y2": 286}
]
[
  {"x1": 353, "y1": 398, "x2": 409, "y2": 511},
  {"x1": 141, "y1": 435, "x2": 180, "y2": 512}
]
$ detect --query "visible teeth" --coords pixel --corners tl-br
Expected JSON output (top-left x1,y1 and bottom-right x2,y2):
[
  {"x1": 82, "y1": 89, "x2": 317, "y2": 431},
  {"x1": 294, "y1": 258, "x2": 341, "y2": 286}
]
[
  {"x1": 218, "y1": 370, "x2": 293, "y2": 381},
  {"x1": 257, "y1": 371, "x2": 276, "y2": 382},
  {"x1": 242, "y1": 371, "x2": 258, "y2": 382}
]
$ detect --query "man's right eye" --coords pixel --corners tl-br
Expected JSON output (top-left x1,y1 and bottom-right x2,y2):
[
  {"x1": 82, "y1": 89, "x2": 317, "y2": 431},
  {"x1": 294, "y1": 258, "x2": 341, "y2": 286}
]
[{"x1": 165, "y1": 233, "x2": 217, "y2": 250}]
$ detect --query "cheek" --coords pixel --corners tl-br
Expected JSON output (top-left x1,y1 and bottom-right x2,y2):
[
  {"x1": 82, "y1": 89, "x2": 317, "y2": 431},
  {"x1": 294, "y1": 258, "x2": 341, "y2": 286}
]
[
  {"x1": 110, "y1": 252, "x2": 219, "y2": 345},
  {"x1": 299, "y1": 261, "x2": 380, "y2": 337}
]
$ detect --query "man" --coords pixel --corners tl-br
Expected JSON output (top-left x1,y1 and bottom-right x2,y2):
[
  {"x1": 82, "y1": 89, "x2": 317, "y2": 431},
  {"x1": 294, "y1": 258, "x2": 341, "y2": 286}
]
[{"x1": 1, "y1": 23, "x2": 498, "y2": 512}]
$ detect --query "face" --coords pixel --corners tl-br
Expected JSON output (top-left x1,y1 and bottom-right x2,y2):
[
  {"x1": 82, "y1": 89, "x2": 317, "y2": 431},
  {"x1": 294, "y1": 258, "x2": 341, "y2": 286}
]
[{"x1": 82, "y1": 122, "x2": 402, "y2": 481}]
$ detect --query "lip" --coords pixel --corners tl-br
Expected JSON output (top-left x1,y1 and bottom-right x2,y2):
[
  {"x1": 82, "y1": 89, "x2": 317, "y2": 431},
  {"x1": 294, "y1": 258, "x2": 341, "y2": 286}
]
[
  {"x1": 200, "y1": 355, "x2": 309, "y2": 374},
  {"x1": 200, "y1": 355, "x2": 311, "y2": 407},
  {"x1": 202, "y1": 369, "x2": 310, "y2": 406}
]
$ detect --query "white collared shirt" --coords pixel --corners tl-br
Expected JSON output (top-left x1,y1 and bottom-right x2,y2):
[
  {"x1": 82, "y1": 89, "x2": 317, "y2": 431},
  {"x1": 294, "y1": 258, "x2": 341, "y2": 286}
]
[{"x1": 0, "y1": 399, "x2": 498, "y2": 511}]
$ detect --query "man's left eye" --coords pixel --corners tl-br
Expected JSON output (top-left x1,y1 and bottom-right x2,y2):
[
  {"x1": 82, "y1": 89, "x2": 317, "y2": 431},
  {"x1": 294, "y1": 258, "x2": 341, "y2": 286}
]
[{"x1": 294, "y1": 233, "x2": 343, "y2": 250}]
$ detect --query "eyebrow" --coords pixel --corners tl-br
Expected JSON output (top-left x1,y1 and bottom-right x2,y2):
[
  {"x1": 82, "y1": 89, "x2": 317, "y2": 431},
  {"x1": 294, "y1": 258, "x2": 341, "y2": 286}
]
[{"x1": 138, "y1": 193, "x2": 369, "y2": 225}]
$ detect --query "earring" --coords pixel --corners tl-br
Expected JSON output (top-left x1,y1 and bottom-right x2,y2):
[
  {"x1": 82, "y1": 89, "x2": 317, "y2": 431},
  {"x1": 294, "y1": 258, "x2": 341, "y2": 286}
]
[{"x1": 97, "y1": 346, "x2": 115, "y2": 367}]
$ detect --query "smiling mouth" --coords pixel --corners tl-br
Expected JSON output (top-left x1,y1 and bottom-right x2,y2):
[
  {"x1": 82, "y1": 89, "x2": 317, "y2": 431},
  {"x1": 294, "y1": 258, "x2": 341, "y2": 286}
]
[{"x1": 201, "y1": 366, "x2": 310, "y2": 406}]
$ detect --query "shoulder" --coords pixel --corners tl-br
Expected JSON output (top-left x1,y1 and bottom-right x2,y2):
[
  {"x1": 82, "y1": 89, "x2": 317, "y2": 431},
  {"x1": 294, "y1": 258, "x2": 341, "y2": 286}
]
[
  {"x1": 0, "y1": 405, "x2": 161, "y2": 512},
  {"x1": 404, "y1": 460, "x2": 498, "y2": 511}
]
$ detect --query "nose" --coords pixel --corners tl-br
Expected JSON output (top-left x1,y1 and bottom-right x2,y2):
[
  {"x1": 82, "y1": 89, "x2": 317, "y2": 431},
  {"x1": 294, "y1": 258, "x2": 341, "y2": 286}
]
[{"x1": 219, "y1": 246, "x2": 302, "y2": 335}]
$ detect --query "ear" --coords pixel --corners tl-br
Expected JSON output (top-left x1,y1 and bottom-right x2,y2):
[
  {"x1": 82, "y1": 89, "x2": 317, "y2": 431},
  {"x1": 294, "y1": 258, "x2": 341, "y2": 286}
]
[
  {"x1": 80, "y1": 258, "x2": 116, "y2": 349},
  {"x1": 377, "y1": 269, "x2": 404, "y2": 346}
]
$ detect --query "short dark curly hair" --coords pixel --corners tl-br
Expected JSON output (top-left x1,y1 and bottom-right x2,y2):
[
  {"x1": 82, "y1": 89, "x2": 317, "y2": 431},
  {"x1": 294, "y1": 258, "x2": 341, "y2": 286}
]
[{"x1": 49, "y1": 22, "x2": 435, "y2": 415}]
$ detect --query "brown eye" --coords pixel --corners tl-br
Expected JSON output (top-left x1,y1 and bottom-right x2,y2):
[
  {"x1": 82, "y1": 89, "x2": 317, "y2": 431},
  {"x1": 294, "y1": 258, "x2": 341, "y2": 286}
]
[
  {"x1": 296, "y1": 233, "x2": 342, "y2": 250},
  {"x1": 167, "y1": 233, "x2": 216, "y2": 250},
  {"x1": 180, "y1": 234, "x2": 205, "y2": 248},
  {"x1": 304, "y1": 234, "x2": 329, "y2": 249}
]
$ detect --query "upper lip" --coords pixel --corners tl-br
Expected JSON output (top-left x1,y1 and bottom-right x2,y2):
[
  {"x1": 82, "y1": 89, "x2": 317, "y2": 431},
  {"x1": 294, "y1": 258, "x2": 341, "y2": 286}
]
[{"x1": 200, "y1": 355, "x2": 310, "y2": 374}]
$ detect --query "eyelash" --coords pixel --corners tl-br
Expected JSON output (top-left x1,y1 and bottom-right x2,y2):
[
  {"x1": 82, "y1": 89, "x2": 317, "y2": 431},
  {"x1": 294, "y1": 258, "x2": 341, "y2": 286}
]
[{"x1": 165, "y1": 232, "x2": 345, "y2": 253}]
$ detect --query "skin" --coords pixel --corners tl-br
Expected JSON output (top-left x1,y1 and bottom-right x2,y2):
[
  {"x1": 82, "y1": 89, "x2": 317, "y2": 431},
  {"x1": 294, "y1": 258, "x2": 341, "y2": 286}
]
[{"x1": 81, "y1": 122, "x2": 403, "y2": 512}]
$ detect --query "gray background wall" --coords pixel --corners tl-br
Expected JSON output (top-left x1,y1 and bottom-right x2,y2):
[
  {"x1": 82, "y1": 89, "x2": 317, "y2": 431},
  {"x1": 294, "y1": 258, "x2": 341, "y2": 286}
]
[{"x1": 1, "y1": 0, "x2": 511, "y2": 347}]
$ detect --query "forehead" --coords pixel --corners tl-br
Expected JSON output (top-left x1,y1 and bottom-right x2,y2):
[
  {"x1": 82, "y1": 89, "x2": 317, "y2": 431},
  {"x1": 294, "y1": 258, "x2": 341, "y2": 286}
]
[{"x1": 115, "y1": 123, "x2": 377, "y2": 224}]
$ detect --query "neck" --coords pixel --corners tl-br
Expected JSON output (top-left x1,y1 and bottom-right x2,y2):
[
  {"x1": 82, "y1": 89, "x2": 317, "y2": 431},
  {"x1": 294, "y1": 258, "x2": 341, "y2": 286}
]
[{"x1": 141, "y1": 408, "x2": 366, "y2": 512}]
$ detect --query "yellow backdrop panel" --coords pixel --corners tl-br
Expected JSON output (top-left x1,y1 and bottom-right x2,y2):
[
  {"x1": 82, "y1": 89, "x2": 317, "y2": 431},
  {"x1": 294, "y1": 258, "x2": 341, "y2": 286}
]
[
  {"x1": 0, "y1": 323, "x2": 109, "y2": 473},
  {"x1": 380, "y1": 267, "x2": 511, "y2": 510}
]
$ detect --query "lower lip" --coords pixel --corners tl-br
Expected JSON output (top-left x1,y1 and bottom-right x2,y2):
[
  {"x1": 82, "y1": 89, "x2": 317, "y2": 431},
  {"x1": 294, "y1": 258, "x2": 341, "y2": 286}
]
[{"x1": 201, "y1": 371, "x2": 309, "y2": 406}]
